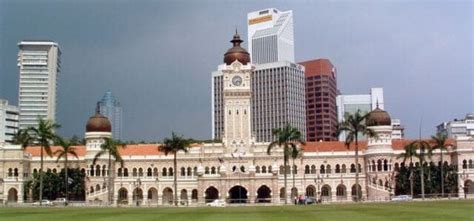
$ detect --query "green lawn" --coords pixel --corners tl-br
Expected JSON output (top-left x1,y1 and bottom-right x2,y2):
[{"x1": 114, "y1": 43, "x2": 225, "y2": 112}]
[{"x1": 1, "y1": 200, "x2": 473, "y2": 221}]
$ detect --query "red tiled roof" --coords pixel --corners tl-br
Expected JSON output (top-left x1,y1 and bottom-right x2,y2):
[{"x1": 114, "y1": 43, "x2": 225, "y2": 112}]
[{"x1": 25, "y1": 146, "x2": 87, "y2": 157}]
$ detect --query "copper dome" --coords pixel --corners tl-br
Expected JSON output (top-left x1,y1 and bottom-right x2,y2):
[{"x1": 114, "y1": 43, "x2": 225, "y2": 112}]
[
  {"x1": 366, "y1": 107, "x2": 391, "y2": 127},
  {"x1": 86, "y1": 106, "x2": 111, "y2": 132},
  {"x1": 223, "y1": 31, "x2": 250, "y2": 65}
]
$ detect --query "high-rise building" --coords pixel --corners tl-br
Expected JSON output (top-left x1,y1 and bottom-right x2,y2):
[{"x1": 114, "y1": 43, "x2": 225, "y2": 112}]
[
  {"x1": 251, "y1": 61, "x2": 306, "y2": 142},
  {"x1": 0, "y1": 99, "x2": 19, "y2": 144},
  {"x1": 98, "y1": 91, "x2": 123, "y2": 140},
  {"x1": 336, "y1": 88, "x2": 384, "y2": 141},
  {"x1": 391, "y1": 118, "x2": 405, "y2": 139},
  {"x1": 247, "y1": 8, "x2": 294, "y2": 64},
  {"x1": 437, "y1": 113, "x2": 474, "y2": 139},
  {"x1": 17, "y1": 40, "x2": 61, "y2": 129},
  {"x1": 299, "y1": 59, "x2": 338, "y2": 141}
]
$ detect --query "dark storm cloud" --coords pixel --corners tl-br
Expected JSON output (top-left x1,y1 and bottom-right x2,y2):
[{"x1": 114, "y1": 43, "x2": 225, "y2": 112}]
[{"x1": 0, "y1": 0, "x2": 472, "y2": 141}]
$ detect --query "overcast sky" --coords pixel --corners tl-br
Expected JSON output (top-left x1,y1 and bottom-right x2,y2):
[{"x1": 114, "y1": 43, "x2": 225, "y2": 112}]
[{"x1": 0, "y1": 0, "x2": 472, "y2": 141}]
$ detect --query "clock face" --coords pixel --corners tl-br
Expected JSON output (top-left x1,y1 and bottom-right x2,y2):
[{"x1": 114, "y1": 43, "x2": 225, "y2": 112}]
[{"x1": 232, "y1": 76, "x2": 242, "y2": 86}]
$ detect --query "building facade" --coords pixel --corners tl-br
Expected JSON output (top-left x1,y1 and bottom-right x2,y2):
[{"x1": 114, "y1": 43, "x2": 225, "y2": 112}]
[
  {"x1": 437, "y1": 114, "x2": 474, "y2": 139},
  {"x1": 336, "y1": 87, "x2": 384, "y2": 141},
  {"x1": 17, "y1": 40, "x2": 61, "y2": 129},
  {"x1": 0, "y1": 99, "x2": 19, "y2": 144},
  {"x1": 299, "y1": 59, "x2": 338, "y2": 142},
  {"x1": 247, "y1": 8, "x2": 294, "y2": 64},
  {"x1": 2, "y1": 34, "x2": 474, "y2": 207},
  {"x1": 98, "y1": 91, "x2": 123, "y2": 140}
]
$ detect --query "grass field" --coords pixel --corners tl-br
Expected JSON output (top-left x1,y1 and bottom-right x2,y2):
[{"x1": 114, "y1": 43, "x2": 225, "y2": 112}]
[{"x1": 1, "y1": 200, "x2": 473, "y2": 221}]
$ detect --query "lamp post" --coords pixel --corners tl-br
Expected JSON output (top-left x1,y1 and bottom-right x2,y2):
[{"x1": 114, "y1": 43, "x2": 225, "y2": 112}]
[{"x1": 314, "y1": 175, "x2": 323, "y2": 203}]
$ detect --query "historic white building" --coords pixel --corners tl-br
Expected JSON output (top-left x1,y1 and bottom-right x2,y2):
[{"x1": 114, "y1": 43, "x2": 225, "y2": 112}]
[{"x1": 1, "y1": 34, "x2": 473, "y2": 206}]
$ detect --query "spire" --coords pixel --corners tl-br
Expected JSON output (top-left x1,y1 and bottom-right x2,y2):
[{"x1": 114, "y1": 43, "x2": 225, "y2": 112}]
[
  {"x1": 95, "y1": 102, "x2": 100, "y2": 114},
  {"x1": 231, "y1": 29, "x2": 243, "y2": 47},
  {"x1": 376, "y1": 99, "x2": 379, "y2": 109}
]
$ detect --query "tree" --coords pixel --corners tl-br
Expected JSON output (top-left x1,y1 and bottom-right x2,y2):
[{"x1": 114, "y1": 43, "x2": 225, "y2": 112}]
[
  {"x1": 54, "y1": 137, "x2": 79, "y2": 205},
  {"x1": 415, "y1": 140, "x2": 433, "y2": 199},
  {"x1": 290, "y1": 145, "x2": 302, "y2": 200},
  {"x1": 431, "y1": 132, "x2": 454, "y2": 197},
  {"x1": 160, "y1": 132, "x2": 191, "y2": 206},
  {"x1": 336, "y1": 110, "x2": 376, "y2": 202},
  {"x1": 18, "y1": 118, "x2": 60, "y2": 205},
  {"x1": 267, "y1": 124, "x2": 305, "y2": 204},
  {"x1": 397, "y1": 141, "x2": 419, "y2": 197},
  {"x1": 93, "y1": 138, "x2": 125, "y2": 205}
]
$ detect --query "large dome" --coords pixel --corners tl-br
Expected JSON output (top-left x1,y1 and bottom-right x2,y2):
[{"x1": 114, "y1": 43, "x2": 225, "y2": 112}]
[
  {"x1": 223, "y1": 31, "x2": 250, "y2": 65},
  {"x1": 86, "y1": 111, "x2": 111, "y2": 133},
  {"x1": 366, "y1": 107, "x2": 391, "y2": 127}
]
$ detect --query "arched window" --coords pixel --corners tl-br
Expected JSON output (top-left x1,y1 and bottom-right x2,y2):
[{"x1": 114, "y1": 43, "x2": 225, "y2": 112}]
[
  {"x1": 311, "y1": 165, "x2": 316, "y2": 174},
  {"x1": 8, "y1": 168, "x2": 12, "y2": 177},
  {"x1": 394, "y1": 163, "x2": 400, "y2": 171},
  {"x1": 90, "y1": 165, "x2": 95, "y2": 176},
  {"x1": 383, "y1": 160, "x2": 388, "y2": 171},
  {"x1": 147, "y1": 168, "x2": 152, "y2": 177},
  {"x1": 162, "y1": 168, "x2": 167, "y2": 176},
  {"x1": 205, "y1": 166, "x2": 210, "y2": 174},
  {"x1": 240, "y1": 166, "x2": 246, "y2": 173},
  {"x1": 341, "y1": 164, "x2": 347, "y2": 173},
  {"x1": 469, "y1": 160, "x2": 473, "y2": 169},
  {"x1": 256, "y1": 166, "x2": 261, "y2": 173},
  {"x1": 124, "y1": 168, "x2": 129, "y2": 177},
  {"x1": 293, "y1": 165, "x2": 297, "y2": 174},
  {"x1": 462, "y1": 160, "x2": 467, "y2": 169},
  {"x1": 350, "y1": 164, "x2": 356, "y2": 173},
  {"x1": 279, "y1": 165, "x2": 285, "y2": 174},
  {"x1": 305, "y1": 165, "x2": 310, "y2": 174},
  {"x1": 168, "y1": 167, "x2": 173, "y2": 176},
  {"x1": 118, "y1": 168, "x2": 123, "y2": 177},
  {"x1": 377, "y1": 160, "x2": 382, "y2": 171},
  {"x1": 193, "y1": 167, "x2": 198, "y2": 176},
  {"x1": 211, "y1": 167, "x2": 216, "y2": 174},
  {"x1": 138, "y1": 168, "x2": 143, "y2": 177},
  {"x1": 96, "y1": 165, "x2": 101, "y2": 176},
  {"x1": 102, "y1": 165, "x2": 107, "y2": 176},
  {"x1": 320, "y1": 165, "x2": 325, "y2": 174},
  {"x1": 371, "y1": 160, "x2": 376, "y2": 172},
  {"x1": 326, "y1": 165, "x2": 331, "y2": 174},
  {"x1": 335, "y1": 164, "x2": 340, "y2": 173},
  {"x1": 52, "y1": 168, "x2": 57, "y2": 174},
  {"x1": 262, "y1": 166, "x2": 267, "y2": 173},
  {"x1": 132, "y1": 168, "x2": 138, "y2": 177},
  {"x1": 268, "y1": 166, "x2": 272, "y2": 173},
  {"x1": 187, "y1": 167, "x2": 192, "y2": 176},
  {"x1": 153, "y1": 168, "x2": 159, "y2": 176},
  {"x1": 181, "y1": 167, "x2": 186, "y2": 176},
  {"x1": 14, "y1": 168, "x2": 19, "y2": 177}
]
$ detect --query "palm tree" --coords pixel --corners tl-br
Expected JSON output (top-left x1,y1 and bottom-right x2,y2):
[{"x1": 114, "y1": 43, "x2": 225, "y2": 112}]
[
  {"x1": 267, "y1": 124, "x2": 305, "y2": 205},
  {"x1": 336, "y1": 110, "x2": 376, "y2": 202},
  {"x1": 93, "y1": 138, "x2": 125, "y2": 205},
  {"x1": 431, "y1": 132, "x2": 454, "y2": 197},
  {"x1": 290, "y1": 145, "x2": 302, "y2": 200},
  {"x1": 18, "y1": 118, "x2": 60, "y2": 205},
  {"x1": 160, "y1": 132, "x2": 191, "y2": 206},
  {"x1": 54, "y1": 137, "x2": 78, "y2": 204},
  {"x1": 414, "y1": 140, "x2": 433, "y2": 200},
  {"x1": 397, "y1": 141, "x2": 419, "y2": 198}
]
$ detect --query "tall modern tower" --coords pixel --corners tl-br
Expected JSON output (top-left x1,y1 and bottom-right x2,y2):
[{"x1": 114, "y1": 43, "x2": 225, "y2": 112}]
[
  {"x1": 17, "y1": 40, "x2": 61, "y2": 129},
  {"x1": 299, "y1": 59, "x2": 338, "y2": 141},
  {"x1": 0, "y1": 99, "x2": 19, "y2": 144},
  {"x1": 98, "y1": 91, "x2": 122, "y2": 140},
  {"x1": 247, "y1": 8, "x2": 294, "y2": 64}
]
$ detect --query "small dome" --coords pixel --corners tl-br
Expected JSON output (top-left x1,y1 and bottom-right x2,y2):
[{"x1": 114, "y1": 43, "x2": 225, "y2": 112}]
[
  {"x1": 366, "y1": 107, "x2": 391, "y2": 127},
  {"x1": 223, "y1": 31, "x2": 250, "y2": 65},
  {"x1": 86, "y1": 108, "x2": 111, "y2": 133}
]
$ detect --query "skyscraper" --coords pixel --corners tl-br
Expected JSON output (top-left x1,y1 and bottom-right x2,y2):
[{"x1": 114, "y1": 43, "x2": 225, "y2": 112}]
[
  {"x1": 17, "y1": 40, "x2": 61, "y2": 129},
  {"x1": 0, "y1": 99, "x2": 19, "y2": 144},
  {"x1": 247, "y1": 8, "x2": 294, "y2": 64},
  {"x1": 299, "y1": 59, "x2": 338, "y2": 141},
  {"x1": 98, "y1": 91, "x2": 123, "y2": 140},
  {"x1": 336, "y1": 88, "x2": 384, "y2": 141}
]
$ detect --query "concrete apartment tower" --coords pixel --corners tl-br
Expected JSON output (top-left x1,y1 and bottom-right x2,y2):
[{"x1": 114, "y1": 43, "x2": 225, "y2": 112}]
[
  {"x1": 0, "y1": 99, "x2": 19, "y2": 144},
  {"x1": 17, "y1": 40, "x2": 61, "y2": 129}
]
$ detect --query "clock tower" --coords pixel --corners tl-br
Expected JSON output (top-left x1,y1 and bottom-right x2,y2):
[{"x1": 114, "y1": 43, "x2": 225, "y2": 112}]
[{"x1": 219, "y1": 31, "x2": 255, "y2": 150}]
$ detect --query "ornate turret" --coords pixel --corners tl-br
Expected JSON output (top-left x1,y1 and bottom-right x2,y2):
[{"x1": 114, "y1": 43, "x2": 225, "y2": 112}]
[
  {"x1": 223, "y1": 30, "x2": 250, "y2": 65},
  {"x1": 86, "y1": 103, "x2": 112, "y2": 133}
]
